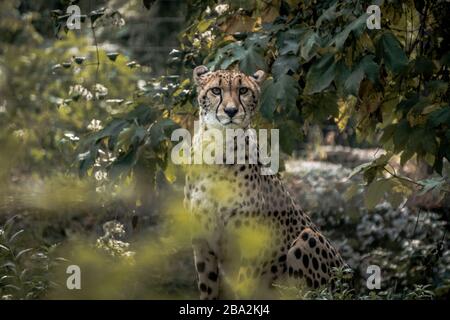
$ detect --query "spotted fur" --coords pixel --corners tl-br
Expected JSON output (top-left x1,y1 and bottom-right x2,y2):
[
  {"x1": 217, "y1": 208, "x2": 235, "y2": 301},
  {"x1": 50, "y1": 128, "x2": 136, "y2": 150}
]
[{"x1": 185, "y1": 66, "x2": 345, "y2": 299}]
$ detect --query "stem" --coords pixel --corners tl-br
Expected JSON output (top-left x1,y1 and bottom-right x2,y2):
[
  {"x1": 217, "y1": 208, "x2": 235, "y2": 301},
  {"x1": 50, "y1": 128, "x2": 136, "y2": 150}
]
[
  {"x1": 383, "y1": 167, "x2": 450, "y2": 194},
  {"x1": 407, "y1": 0, "x2": 429, "y2": 56},
  {"x1": 90, "y1": 23, "x2": 100, "y2": 81}
]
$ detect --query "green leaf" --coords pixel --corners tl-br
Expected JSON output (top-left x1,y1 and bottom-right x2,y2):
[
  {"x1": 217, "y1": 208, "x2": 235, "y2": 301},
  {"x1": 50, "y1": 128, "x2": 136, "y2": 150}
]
[
  {"x1": 89, "y1": 8, "x2": 106, "y2": 25},
  {"x1": 344, "y1": 55, "x2": 380, "y2": 96},
  {"x1": 344, "y1": 65, "x2": 365, "y2": 96},
  {"x1": 16, "y1": 248, "x2": 33, "y2": 260},
  {"x1": 343, "y1": 183, "x2": 362, "y2": 201},
  {"x1": 0, "y1": 275, "x2": 14, "y2": 282},
  {"x1": 3, "y1": 284, "x2": 21, "y2": 291},
  {"x1": 428, "y1": 106, "x2": 450, "y2": 127},
  {"x1": 303, "y1": 92, "x2": 339, "y2": 122},
  {"x1": 212, "y1": 34, "x2": 268, "y2": 74},
  {"x1": 279, "y1": 120, "x2": 302, "y2": 154},
  {"x1": 360, "y1": 55, "x2": 380, "y2": 86},
  {"x1": 239, "y1": 34, "x2": 268, "y2": 74},
  {"x1": 348, "y1": 161, "x2": 373, "y2": 179},
  {"x1": 260, "y1": 79, "x2": 277, "y2": 118},
  {"x1": 116, "y1": 125, "x2": 146, "y2": 151},
  {"x1": 377, "y1": 32, "x2": 408, "y2": 74},
  {"x1": 277, "y1": 28, "x2": 304, "y2": 55},
  {"x1": 108, "y1": 149, "x2": 138, "y2": 179},
  {"x1": 413, "y1": 56, "x2": 435, "y2": 78},
  {"x1": 316, "y1": 3, "x2": 340, "y2": 28},
  {"x1": 417, "y1": 177, "x2": 445, "y2": 196},
  {"x1": 332, "y1": 14, "x2": 368, "y2": 50},
  {"x1": 148, "y1": 118, "x2": 178, "y2": 149},
  {"x1": 304, "y1": 53, "x2": 336, "y2": 94},
  {"x1": 78, "y1": 145, "x2": 99, "y2": 177},
  {"x1": 197, "y1": 19, "x2": 212, "y2": 33},
  {"x1": 272, "y1": 54, "x2": 299, "y2": 78},
  {"x1": 9, "y1": 230, "x2": 24, "y2": 243},
  {"x1": 393, "y1": 120, "x2": 411, "y2": 153},
  {"x1": 400, "y1": 148, "x2": 415, "y2": 166},
  {"x1": 260, "y1": 75, "x2": 299, "y2": 119},
  {"x1": 365, "y1": 179, "x2": 391, "y2": 209},
  {"x1": 106, "y1": 52, "x2": 120, "y2": 61},
  {"x1": 299, "y1": 30, "x2": 321, "y2": 62},
  {"x1": 386, "y1": 185, "x2": 406, "y2": 208},
  {"x1": 380, "y1": 124, "x2": 396, "y2": 144},
  {"x1": 334, "y1": 61, "x2": 351, "y2": 94}
]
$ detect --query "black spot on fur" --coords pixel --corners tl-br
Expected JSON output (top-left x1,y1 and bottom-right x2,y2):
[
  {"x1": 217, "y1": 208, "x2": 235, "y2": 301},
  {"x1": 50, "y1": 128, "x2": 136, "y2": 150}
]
[
  {"x1": 309, "y1": 237, "x2": 316, "y2": 248},
  {"x1": 302, "y1": 255, "x2": 309, "y2": 268},
  {"x1": 312, "y1": 257, "x2": 319, "y2": 270},
  {"x1": 196, "y1": 262, "x2": 205, "y2": 273},
  {"x1": 208, "y1": 272, "x2": 218, "y2": 282}
]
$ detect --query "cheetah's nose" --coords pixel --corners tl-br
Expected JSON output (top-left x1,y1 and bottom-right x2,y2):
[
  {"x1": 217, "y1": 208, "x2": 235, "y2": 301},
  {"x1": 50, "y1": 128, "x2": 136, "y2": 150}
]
[{"x1": 224, "y1": 106, "x2": 239, "y2": 118}]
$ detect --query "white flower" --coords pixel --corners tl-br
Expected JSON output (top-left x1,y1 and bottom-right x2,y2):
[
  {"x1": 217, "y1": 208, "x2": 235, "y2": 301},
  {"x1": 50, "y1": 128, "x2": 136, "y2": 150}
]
[
  {"x1": 200, "y1": 30, "x2": 215, "y2": 42},
  {"x1": 94, "y1": 170, "x2": 107, "y2": 181},
  {"x1": 69, "y1": 84, "x2": 93, "y2": 100},
  {"x1": 123, "y1": 251, "x2": 136, "y2": 259},
  {"x1": 64, "y1": 132, "x2": 80, "y2": 141},
  {"x1": 137, "y1": 79, "x2": 147, "y2": 91},
  {"x1": 193, "y1": 38, "x2": 201, "y2": 47},
  {"x1": 214, "y1": 4, "x2": 229, "y2": 15},
  {"x1": 87, "y1": 119, "x2": 103, "y2": 131},
  {"x1": 13, "y1": 129, "x2": 25, "y2": 138},
  {"x1": 94, "y1": 83, "x2": 108, "y2": 99}
]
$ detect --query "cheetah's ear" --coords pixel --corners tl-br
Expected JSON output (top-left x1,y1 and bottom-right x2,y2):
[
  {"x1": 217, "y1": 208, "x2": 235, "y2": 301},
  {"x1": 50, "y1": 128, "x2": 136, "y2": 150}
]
[
  {"x1": 251, "y1": 70, "x2": 266, "y2": 85},
  {"x1": 193, "y1": 65, "x2": 209, "y2": 85}
]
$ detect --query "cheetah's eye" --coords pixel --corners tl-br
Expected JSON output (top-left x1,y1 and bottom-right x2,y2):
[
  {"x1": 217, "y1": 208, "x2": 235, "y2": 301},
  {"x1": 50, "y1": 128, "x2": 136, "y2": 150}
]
[
  {"x1": 239, "y1": 87, "x2": 249, "y2": 95},
  {"x1": 211, "y1": 87, "x2": 221, "y2": 95}
]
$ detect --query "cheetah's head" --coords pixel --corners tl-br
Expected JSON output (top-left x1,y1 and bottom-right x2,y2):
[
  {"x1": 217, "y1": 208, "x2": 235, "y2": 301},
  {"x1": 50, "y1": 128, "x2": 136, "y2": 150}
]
[{"x1": 193, "y1": 66, "x2": 266, "y2": 130}]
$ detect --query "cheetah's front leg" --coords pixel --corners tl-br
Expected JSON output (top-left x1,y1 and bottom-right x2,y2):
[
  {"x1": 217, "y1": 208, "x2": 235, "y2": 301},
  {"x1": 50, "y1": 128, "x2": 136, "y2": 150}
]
[{"x1": 192, "y1": 238, "x2": 219, "y2": 299}]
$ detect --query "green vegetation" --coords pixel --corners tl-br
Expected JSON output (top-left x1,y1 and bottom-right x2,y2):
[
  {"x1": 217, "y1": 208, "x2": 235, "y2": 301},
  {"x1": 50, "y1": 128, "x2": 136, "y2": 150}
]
[{"x1": 0, "y1": 0, "x2": 449, "y2": 299}]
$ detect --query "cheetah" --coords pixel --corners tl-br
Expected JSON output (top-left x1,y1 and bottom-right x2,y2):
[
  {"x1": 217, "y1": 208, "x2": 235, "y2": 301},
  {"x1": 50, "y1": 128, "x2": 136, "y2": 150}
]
[{"x1": 184, "y1": 65, "x2": 345, "y2": 299}]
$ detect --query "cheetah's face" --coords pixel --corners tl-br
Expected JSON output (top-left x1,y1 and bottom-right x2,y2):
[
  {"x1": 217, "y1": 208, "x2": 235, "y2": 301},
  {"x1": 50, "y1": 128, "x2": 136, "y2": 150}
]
[{"x1": 193, "y1": 66, "x2": 266, "y2": 130}]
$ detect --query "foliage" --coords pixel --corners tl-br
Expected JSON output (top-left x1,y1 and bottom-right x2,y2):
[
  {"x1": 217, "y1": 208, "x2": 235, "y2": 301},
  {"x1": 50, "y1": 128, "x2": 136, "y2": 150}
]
[
  {"x1": 284, "y1": 154, "x2": 449, "y2": 299},
  {"x1": 0, "y1": 216, "x2": 64, "y2": 299},
  {"x1": 1, "y1": 0, "x2": 449, "y2": 300},
  {"x1": 69, "y1": 0, "x2": 450, "y2": 209}
]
